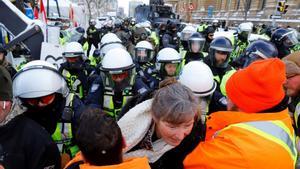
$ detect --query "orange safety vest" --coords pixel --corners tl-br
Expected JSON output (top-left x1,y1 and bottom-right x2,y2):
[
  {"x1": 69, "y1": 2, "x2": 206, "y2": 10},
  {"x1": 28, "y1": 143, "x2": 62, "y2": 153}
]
[
  {"x1": 184, "y1": 109, "x2": 297, "y2": 169},
  {"x1": 64, "y1": 152, "x2": 151, "y2": 169}
]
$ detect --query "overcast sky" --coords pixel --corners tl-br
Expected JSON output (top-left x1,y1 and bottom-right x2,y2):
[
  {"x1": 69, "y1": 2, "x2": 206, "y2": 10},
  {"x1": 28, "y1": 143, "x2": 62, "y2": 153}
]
[{"x1": 118, "y1": 0, "x2": 149, "y2": 15}]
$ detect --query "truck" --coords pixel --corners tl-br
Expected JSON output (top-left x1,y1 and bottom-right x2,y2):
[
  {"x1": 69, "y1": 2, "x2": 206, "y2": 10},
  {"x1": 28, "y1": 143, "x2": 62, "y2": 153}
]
[{"x1": 134, "y1": 0, "x2": 180, "y2": 27}]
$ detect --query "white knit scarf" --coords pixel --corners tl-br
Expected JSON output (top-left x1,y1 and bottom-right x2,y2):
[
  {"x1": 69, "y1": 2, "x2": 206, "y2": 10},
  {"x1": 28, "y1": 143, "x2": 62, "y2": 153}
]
[{"x1": 118, "y1": 99, "x2": 174, "y2": 163}]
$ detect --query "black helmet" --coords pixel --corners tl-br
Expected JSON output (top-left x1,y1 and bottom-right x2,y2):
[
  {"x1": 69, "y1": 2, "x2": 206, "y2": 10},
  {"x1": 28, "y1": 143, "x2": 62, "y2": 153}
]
[
  {"x1": 133, "y1": 27, "x2": 149, "y2": 44},
  {"x1": 0, "y1": 44, "x2": 7, "y2": 56},
  {"x1": 209, "y1": 37, "x2": 233, "y2": 68},
  {"x1": 93, "y1": 49, "x2": 101, "y2": 58},
  {"x1": 243, "y1": 40, "x2": 278, "y2": 68},
  {"x1": 75, "y1": 27, "x2": 85, "y2": 34},
  {"x1": 167, "y1": 21, "x2": 177, "y2": 31},
  {"x1": 271, "y1": 28, "x2": 298, "y2": 58},
  {"x1": 115, "y1": 22, "x2": 122, "y2": 29},
  {"x1": 204, "y1": 26, "x2": 215, "y2": 35},
  {"x1": 188, "y1": 32, "x2": 206, "y2": 53},
  {"x1": 271, "y1": 28, "x2": 298, "y2": 47}
]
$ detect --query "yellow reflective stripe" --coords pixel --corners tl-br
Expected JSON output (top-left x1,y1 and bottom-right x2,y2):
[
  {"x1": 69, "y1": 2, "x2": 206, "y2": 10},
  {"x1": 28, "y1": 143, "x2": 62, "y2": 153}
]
[
  {"x1": 294, "y1": 102, "x2": 300, "y2": 128},
  {"x1": 83, "y1": 42, "x2": 89, "y2": 51},
  {"x1": 220, "y1": 69, "x2": 236, "y2": 96},
  {"x1": 52, "y1": 123, "x2": 62, "y2": 141},
  {"x1": 69, "y1": 145, "x2": 79, "y2": 157},
  {"x1": 232, "y1": 122, "x2": 297, "y2": 161},
  {"x1": 213, "y1": 75, "x2": 220, "y2": 83},
  {"x1": 62, "y1": 69, "x2": 71, "y2": 78},
  {"x1": 79, "y1": 85, "x2": 84, "y2": 99},
  {"x1": 180, "y1": 50, "x2": 187, "y2": 59},
  {"x1": 104, "y1": 95, "x2": 130, "y2": 118},
  {"x1": 272, "y1": 120, "x2": 295, "y2": 138}
]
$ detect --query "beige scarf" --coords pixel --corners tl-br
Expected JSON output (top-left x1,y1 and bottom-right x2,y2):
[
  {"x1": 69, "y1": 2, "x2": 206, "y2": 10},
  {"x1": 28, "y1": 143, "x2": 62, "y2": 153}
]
[
  {"x1": 118, "y1": 99, "x2": 174, "y2": 163},
  {"x1": 0, "y1": 99, "x2": 26, "y2": 127}
]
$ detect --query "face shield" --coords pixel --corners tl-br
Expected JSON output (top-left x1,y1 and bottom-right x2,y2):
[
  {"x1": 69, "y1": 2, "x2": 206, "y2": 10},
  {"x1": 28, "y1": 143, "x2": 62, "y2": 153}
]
[
  {"x1": 239, "y1": 30, "x2": 251, "y2": 41},
  {"x1": 188, "y1": 39, "x2": 205, "y2": 53},
  {"x1": 100, "y1": 68, "x2": 136, "y2": 92},
  {"x1": 210, "y1": 46, "x2": 232, "y2": 68},
  {"x1": 180, "y1": 32, "x2": 193, "y2": 41},
  {"x1": 156, "y1": 60, "x2": 182, "y2": 78},
  {"x1": 243, "y1": 50, "x2": 268, "y2": 68},
  {"x1": 282, "y1": 31, "x2": 299, "y2": 48},
  {"x1": 134, "y1": 48, "x2": 154, "y2": 63}
]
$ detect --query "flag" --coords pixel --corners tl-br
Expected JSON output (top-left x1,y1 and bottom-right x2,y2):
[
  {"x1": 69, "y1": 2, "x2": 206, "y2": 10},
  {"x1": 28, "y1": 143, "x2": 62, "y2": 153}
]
[
  {"x1": 39, "y1": 0, "x2": 47, "y2": 24},
  {"x1": 33, "y1": 6, "x2": 39, "y2": 19}
]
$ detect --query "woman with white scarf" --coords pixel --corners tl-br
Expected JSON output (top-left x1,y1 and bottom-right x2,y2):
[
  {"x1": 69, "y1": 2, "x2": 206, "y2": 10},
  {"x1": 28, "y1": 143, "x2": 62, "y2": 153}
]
[{"x1": 118, "y1": 78, "x2": 205, "y2": 169}]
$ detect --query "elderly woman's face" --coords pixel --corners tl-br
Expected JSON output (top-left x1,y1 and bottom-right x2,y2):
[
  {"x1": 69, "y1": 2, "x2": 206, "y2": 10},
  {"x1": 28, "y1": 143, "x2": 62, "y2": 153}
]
[{"x1": 155, "y1": 118, "x2": 194, "y2": 146}]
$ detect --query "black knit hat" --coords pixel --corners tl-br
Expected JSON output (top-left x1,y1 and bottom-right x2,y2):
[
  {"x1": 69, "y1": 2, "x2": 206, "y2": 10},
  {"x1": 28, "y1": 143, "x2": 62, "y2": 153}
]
[{"x1": 0, "y1": 66, "x2": 12, "y2": 101}]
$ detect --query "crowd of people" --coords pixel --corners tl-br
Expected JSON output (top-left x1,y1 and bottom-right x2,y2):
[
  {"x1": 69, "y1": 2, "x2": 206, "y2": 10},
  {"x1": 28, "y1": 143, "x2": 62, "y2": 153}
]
[{"x1": 1, "y1": 16, "x2": 300, "y2": 169}]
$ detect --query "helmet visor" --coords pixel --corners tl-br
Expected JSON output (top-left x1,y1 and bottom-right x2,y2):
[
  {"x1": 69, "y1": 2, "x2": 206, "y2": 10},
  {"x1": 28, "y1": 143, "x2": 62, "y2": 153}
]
[
  {"x1": 189, "y1": 39, "x2": 205, "y2": 53},
  {"x1": 180, "y1": 32, "x2": 193, "y2": 41},
  {"x1": 134, "y1": 48, "x2": 154, "y2": 63},
  {"x1": 100, "y1": 68, "x2": 135, "y2": 92},
  {"x1": 283, "y1": 32, "x2": 299, "y2": 47}
]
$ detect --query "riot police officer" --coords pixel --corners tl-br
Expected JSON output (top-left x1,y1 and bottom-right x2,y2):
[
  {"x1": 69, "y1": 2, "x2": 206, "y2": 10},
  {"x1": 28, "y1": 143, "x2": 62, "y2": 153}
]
[
  {"x1": 156, "y1": 47, "x2": 182, "y2": 81},
  {"x1": 204, "y1": 37, "x2": 236, "y2": 112},
  {"x1": 86, "y1": 19, "x2": 100, "y2": 57},
  {"x1": 85, "y1": 48, "x2": 149, "y2": 119},
  {"x1": 162, "y1": 21, "x2": 179, "y2": 51},
  {"x1": 231, "y1": 22, "x2": 252, "y2": 59},
  {"x1": 134, "y1": 40, "x2": 159, "y2": 90},
  {"x1": 13, "y1": 60, "x2": 84, "y2": 161},
  {"x1": 232, "y1": 40, "x2": 278, "y2": 68},
  {"x1": 60, "y1": 42, "x2": 92, "y2": 100},
  {"x1": 271, "y1": 28, "x2": 299, "y2": 59},
  {"x1": 182, "y1": 32, "x2": 206, "y2": 65}
]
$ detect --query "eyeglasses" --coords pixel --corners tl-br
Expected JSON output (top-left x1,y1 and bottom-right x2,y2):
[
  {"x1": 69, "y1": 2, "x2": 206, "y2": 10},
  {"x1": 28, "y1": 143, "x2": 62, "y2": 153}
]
[
  {"x1": 111, "y1": 72, "x2": 129, "y2": 81},
  {"x1": 25, "y1": 94, "x2": 56, "y2": 106},
  {"x1": 216, "y1": 50, "x2": 229, "y2": 55}
]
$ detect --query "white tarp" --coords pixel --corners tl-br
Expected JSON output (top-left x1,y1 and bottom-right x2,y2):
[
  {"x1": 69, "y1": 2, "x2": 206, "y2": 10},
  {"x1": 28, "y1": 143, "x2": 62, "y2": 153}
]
[{"x1": 40, "y1": 42, "x2": 64, "y2": 68}]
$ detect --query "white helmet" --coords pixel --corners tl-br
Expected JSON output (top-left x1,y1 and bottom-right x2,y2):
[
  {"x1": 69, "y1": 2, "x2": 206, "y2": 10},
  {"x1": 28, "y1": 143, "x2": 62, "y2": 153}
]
[
  {"x1": 101, "y1": 48, "x2": 134, "y2": 70},
  {"x1": 100, "y1": 33, "x2": 125, "y2": 57},
  {"x1": 62, "y1": 42, "x2": 84, "y2": 58},
  {"x1": 100, "y1": 33, "x2": 121, "y2": 45},
  {"x1": 156, "y1": 48, "x2": 182, "y2": 77},
  {"x1": 238, "y1": 22, "x2": 253, "y2": 33},
  {"x1": 100, "y1": 48, "x2": 136, "y2": 90},
  {"x1": 179, "y1": 61, "x2": 216, "y2": 97},
  {"x1": 134, "y1": 41, "x2": 154, "y2": 63},
  {"x1": 180, "y1": 25, "x2": 196, "y2": 41},
  {"x1": 212, "y1": 19, "x2": 219, "y2": 23},
  {"x1": 157, "y1": 47, "x2": 181, "y2": 63},
  {"x1": 13, "y1": 60, "x2": 68, "y2": 98}
]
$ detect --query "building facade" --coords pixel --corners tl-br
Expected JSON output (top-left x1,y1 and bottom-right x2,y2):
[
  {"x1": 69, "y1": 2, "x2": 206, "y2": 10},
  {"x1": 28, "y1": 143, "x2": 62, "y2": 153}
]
[{"x1": 165, "y1": 0, "x2": 300, "y2": 26}]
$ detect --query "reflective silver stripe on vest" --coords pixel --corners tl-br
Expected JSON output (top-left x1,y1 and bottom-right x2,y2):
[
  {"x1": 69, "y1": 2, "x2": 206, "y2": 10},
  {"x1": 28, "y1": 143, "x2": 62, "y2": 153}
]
[{"x1": 244, "y1": 121, "x2": 296, "y2": 157}]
